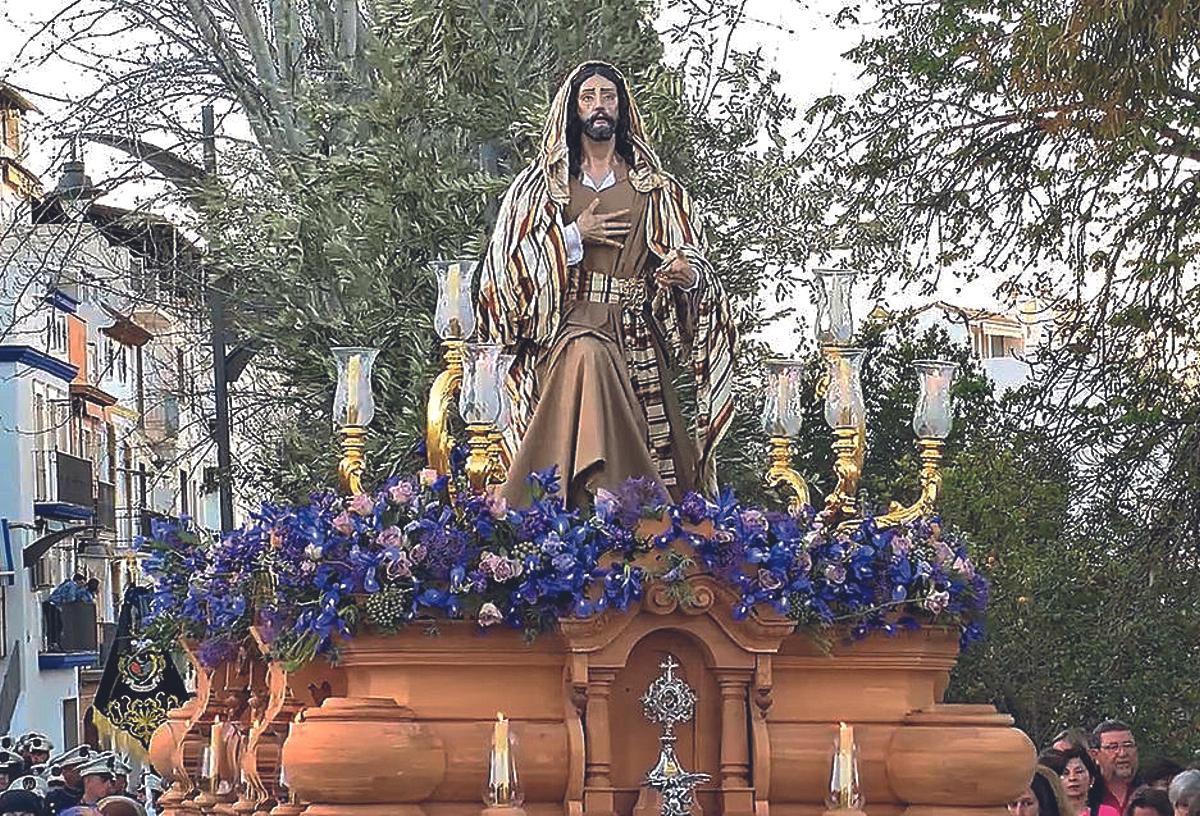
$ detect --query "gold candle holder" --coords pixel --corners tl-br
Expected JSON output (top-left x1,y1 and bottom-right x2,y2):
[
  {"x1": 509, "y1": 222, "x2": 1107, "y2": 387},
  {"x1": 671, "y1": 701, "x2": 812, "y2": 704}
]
[
  {"x1": 826, "y1": 426, "x2": 862, "y2": 518},
  {"x1": 765, "y1": 436, "x2": 810, "y2": 512},
  {"x1": 873, "y1": 437, "x2": 944, "y2": 528},
  {"x1": 487, "y1": 430, "x2": 508, "y2": 485},
  {"x1": 426, "y1": 339, "x2": 465, "y2": 475},
  {"x1": 465, "y1": 423, "x2": 495, "y2": 494},
  {"x1": 332, "y1": 347, "x2": 378, "y2": 495},
  {"x1": 337, "y1": 425, "x2": 367, "y2": 495}
]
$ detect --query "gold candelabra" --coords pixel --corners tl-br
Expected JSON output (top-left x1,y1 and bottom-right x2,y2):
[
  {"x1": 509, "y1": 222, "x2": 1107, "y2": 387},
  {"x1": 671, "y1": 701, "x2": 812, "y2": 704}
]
[
  {"x1": 765, "y1": 436, "x2": 810, "y2": 513},
  {"x1": 825, "y1": 426, "x2": 862, "y2": 518},
  {"x1": 337, "y1": 425, "x2": 367, "y2": 495},
  {"x1": 426, "y1": 340, "x2": 465, "y2": 475},
  {"x1": 465, "y1": 423, "x2": 495, "y2": 494},
  {"x1": 872, "y1": 437, "x2": 944, "y2": 528}
]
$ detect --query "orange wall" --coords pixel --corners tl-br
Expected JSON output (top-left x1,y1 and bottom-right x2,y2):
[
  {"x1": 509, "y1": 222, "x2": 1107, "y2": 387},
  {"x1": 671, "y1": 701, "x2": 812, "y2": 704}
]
[{"x1": 68, "y1": 314, "x2": 87, "y2": 382}]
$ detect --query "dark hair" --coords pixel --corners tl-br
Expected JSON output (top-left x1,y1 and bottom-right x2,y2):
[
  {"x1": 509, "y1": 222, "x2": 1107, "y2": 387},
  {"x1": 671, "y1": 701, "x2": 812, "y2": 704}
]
[
  {"x1": 1140, "y1": 757, "x2": 1182, "y2": 786},
  {"x1": 1124, "y1": 786, "x2": 1171, "y2": 816},
  {"x1": 1091, "y1": 719, "x2": 1135, "y2": 749},
  {"x1": 1041, "y1": 746, "x2": 1107, "y2": 811},
  {"x1": 73, "y1": 573, "x2": 87, "y2": 582},
  {"x1": 566, "y1": 62, "x2": 637, "y2": 180},
  {"x1": 1030, "y1": 767, "x2": 1068, "y2": 816},
  {"x1": 86, "y1": 578, "x2": 100, "y2": 593}
]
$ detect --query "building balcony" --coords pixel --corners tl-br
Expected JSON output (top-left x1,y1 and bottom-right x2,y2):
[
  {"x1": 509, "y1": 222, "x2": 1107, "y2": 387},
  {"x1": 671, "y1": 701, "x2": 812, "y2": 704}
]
[
  {"x1": 39, "y1": 600, "x2": 99, "y2": 670},
  {"x1": 33, "y1": 449, "x2": 95, "y2": 521}
]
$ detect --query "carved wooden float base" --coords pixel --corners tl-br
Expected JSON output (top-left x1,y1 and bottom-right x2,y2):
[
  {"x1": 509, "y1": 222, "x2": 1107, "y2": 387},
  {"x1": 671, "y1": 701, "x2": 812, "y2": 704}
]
[{"x1": 269, "y1": 579, "x2": 1033, "y2": 815}]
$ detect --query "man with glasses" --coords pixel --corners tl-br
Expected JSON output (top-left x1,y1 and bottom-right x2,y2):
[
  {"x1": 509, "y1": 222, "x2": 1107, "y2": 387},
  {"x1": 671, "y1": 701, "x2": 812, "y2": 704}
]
[{"x1": 1091, "y1": 719, "x2": 1143, "y2": 813}]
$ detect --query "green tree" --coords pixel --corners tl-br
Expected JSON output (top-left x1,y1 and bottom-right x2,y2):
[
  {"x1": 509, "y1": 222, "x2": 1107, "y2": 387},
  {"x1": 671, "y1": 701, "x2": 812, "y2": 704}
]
[{"x1": 803, "y1": 0, "x2": 1200, "y2": 756}]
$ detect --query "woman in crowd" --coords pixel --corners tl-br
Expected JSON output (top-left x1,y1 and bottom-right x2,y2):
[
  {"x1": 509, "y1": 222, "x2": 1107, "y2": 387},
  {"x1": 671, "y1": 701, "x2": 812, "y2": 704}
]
[
  {"x1": 1041, "y1": 746, "x2": 1118, "y2": 816},
  {"x1": 1010, "y1": 766, "x2": 1076, "y2": 816},
  {"x1": 1170, "y1": 770, "x2": 1200, "y2": 816},
  {"x1": 1125, "y1": 788, "x2": 1172, "y2": 816}
]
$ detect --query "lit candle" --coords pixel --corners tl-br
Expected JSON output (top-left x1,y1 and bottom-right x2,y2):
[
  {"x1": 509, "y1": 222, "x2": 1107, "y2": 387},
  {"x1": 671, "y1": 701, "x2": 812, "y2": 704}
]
[
  {"x1": 345, "y1": 353, "x2": 361, "y2": 425},
  {"x1": 776, "y1": 370, "x2": 790, "y2": 431},
  {"x1": 209, "y1": 717, "x2": 223, "y2": 790},
  {"x1": 492, "y1": 711, "x2": 511, "y2": 801},
  {"x1": 838, "y1": 721, "x2": 854, "y2": 804},
  {"x1": 447, "y1": 263, "x2": 463, "y2": 338}
]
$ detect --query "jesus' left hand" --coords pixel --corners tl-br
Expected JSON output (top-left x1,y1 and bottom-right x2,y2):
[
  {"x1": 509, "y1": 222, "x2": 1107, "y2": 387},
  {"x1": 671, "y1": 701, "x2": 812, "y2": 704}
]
[{"x1": 655, "y1": 249, "x2": 697, "y2": 290}]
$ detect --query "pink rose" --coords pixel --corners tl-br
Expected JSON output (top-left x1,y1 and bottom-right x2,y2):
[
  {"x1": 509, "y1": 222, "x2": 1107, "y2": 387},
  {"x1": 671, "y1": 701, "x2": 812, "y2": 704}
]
[
  {"x1": 924, "y1": 589, "x2": 951, "y2": 615},
  {"x1": 378, "y1": 526, "x2": 403, "y2": 549},
  {"x1": 419, "y1": 468, "x2": 439, "y2": 487},
  {"x1": 409, "y1": 544, "x2": 427, "y2": 564},
  {"x1": 332, "y1": 511, "x2": 355, "y2": 537},
  {"x1": 952, "y1": 556, "x2": 976, "y2": 579},
  {"x1": 490, "y1": 558, "x2": 521, "y2": 583},
  {"x1": 486, "y1": 494, "x2": 508, "y2": 519},
  {"x1": 348, "y1": 493, "x2": 375, "y2": 516},
  {"x1": 385, "y1": 549, "x2": 413, "y2": 579},
  {"x1": 933, "y1": 541, "x2": 954, "y2": 564},
  {"x1": 477, "y1": 602, "x2": 503, "y2": 628},
  {"x1": 388, "y1": 481, "x2": 415, "y2": 506}
]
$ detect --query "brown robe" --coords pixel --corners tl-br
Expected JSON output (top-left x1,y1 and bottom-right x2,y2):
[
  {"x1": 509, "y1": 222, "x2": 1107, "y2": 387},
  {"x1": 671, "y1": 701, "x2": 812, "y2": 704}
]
[{"x1": 500, "y1": 167, "x2": 698, "y2": 507}]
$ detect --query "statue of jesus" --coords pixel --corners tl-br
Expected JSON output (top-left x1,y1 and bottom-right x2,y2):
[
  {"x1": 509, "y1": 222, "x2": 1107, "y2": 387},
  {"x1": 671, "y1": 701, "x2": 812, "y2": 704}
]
[{"x1": 478, "y1": 61, "x2": 737, "y2": 507}]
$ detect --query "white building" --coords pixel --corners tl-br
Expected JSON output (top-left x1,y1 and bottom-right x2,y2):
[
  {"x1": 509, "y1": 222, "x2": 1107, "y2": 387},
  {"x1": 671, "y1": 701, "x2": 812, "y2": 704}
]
[
  {"x1": 907, "y1": 300, "x2": 1047, "y2": 394},
  {"x1": 0, "y1": 82, "x2": 224, "y2": 751}
]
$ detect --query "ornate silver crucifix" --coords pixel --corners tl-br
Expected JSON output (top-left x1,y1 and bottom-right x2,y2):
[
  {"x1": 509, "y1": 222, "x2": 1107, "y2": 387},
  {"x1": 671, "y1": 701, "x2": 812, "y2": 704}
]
[{"x1": 640, "y1": 654, "x2": 711, "y2": 816}]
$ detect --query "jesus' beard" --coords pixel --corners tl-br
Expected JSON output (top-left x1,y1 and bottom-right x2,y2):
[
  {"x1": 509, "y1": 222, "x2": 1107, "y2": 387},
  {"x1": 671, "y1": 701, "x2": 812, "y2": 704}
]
[{"x1": 583, "y1": 113, "x2": 616, "y2": 141}]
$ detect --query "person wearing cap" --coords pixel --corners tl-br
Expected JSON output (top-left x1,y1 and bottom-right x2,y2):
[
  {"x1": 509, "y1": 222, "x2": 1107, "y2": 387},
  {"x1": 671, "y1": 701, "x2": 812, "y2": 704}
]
[
  {"x1": 2, "y1": 774, "x2": 46, "y2": 816},
  {"x1": 0, "y1": 752, "x2": 25, "y2": 791},
  {"x1": 73, "y1": 756, "x2": 117, "y2": 808},
  {"x1": 44, "y1": 746, "x2": 92, "y2": 814},
  {"x1": 0, "y1": 785, "x2": 44, "y2": 816},
  {"x1": 15, "y1": 737, "x2": 50, "y2": 771}
]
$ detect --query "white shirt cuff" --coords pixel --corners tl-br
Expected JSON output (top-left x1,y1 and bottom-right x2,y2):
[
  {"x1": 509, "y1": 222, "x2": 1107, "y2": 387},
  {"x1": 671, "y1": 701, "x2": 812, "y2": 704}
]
[
  {"x1": 680, "y1": 259, "x2": 701, "y2": 292},
  {"x1": 564, "y1": 222, "x2": 584, "y2": 265}
]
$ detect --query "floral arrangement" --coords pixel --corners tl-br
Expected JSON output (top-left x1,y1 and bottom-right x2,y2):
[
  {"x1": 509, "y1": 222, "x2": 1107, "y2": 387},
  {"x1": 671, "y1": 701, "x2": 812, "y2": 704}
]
[{"x1": 140, "y1": 466, "x2": 988, "y2": 669}]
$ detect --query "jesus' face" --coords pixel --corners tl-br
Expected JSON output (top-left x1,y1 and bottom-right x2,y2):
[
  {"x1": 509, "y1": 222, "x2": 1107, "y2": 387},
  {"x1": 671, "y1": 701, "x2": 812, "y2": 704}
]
[{"x1": 576, "y1": 73, "x2": 620, "y2": 142}]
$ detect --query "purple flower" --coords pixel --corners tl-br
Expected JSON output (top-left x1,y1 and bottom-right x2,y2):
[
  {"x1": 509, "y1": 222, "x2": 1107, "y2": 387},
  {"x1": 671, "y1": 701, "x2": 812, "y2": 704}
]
[
  {"x1": 741, "y1": 509, "x2": 768, "y2": 532},
  {"x1": 824, "y1": 563, "x2": 846, "y2": 584},
  {"x1": 680, "y1": 492, "x2": 708, "y2": 524},
  {"x1": 477, "y1": 602, "x2": 503, "y2": 627},
  {"x1": 379, "y1": 526, "x2": 403, "y2": 549},
  {"x1": 758, "y1": 569, "x2": 783, "y2": 591},
  {"x1": 793, "y1": 549, "x2": 813, "y2": 573},
  {"x1": 891, "y1": 534, "x2": 912, "y2": 555},
  {"x1": 594, "y1": 488, "x2": 620, "y2": 523},
  {"x1": 304, "y1": 543, "x2": 323, "y2": 562}
]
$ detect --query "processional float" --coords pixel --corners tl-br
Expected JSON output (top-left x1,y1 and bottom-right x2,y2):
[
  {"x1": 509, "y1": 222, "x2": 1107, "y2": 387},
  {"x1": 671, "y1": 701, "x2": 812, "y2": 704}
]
[{"x1": 149, "y1": 263, "x2": 1034, "y2": 816}]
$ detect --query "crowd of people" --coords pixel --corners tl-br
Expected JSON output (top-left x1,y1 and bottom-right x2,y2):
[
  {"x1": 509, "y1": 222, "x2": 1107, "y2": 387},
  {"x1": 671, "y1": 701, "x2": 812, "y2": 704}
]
[
  {"x1": 0, "y1": 732, "x2": 152, "y2": 816},
  {"x1": 2, "y1": 718, "x2": 1198, "y2": 815},
  {"x1": 1011, "y1": 720, "x2": 1200, "y2": 816}
]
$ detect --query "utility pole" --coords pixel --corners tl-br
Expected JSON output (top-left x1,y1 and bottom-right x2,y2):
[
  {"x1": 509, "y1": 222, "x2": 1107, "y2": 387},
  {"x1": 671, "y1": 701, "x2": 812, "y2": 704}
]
[{"x1": 202, "y1": 105, "x2": 235, "y2": 534}]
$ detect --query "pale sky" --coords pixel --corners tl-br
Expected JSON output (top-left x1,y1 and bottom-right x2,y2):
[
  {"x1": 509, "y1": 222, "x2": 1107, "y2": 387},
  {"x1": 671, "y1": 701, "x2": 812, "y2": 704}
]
[{"x1": 0, "y1": 0, "x2": 1008, "y2": 357}]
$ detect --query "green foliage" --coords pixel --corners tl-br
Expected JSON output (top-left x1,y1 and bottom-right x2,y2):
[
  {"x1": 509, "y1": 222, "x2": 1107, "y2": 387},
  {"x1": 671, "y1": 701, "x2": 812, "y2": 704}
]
[
  {"x1": 204, "y1": 0, "x2": 809, "y2": 500},
  {"x1": 809, "y1": 0, "x2": 1200, "y2": 757}
]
